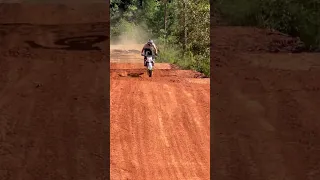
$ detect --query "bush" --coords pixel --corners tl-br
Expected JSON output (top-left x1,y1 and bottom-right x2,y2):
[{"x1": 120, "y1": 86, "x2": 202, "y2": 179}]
[
  {"x1": 157, "y1": 42, "x2": 210, "y2": 76},
  {"x1": 215, "y1": 0, "x2": 320, "y2": 49}
]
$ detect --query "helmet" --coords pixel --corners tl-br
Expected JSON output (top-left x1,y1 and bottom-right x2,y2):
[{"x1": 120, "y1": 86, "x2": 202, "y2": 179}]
[{"x1": 147, "y1": 39, "x2": 153, "y2": 45}]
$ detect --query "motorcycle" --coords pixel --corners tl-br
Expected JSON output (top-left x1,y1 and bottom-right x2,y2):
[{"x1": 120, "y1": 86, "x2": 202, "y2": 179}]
[{"x1": 142, "y1": 51, "x2": 155, "y2": 77}]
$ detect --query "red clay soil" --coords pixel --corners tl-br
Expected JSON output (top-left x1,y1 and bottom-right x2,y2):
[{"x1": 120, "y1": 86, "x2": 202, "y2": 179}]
[
  {"x1": 110, "y1": 48, "x2": 210, "y2": 179},
  {"x1": 0, "y1": 3, "x2": 109, "y2": 180},
  {"x1": 212, "y1": 26, "x2": 320, "y2": 180}
]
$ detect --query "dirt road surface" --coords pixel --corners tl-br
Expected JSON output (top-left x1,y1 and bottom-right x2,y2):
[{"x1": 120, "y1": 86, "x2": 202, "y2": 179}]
[
  {"x1": 110, "y1": 44, "x2": 210, "y2": 179},
  {"x1": 212, "y1": 26, "x2": 320, "y2": 179},
  {"x1": 0, "y1": 3, "x2": 109, "y2": 179}
]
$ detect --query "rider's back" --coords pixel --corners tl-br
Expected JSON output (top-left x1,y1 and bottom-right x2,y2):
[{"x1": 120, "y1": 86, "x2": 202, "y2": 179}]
[
  {"x1": 143, "y1": 43, "x2": 154, "y2": 50},
  {"x1": 142, "y1": 44, "x2": 154, "y2": 55}
]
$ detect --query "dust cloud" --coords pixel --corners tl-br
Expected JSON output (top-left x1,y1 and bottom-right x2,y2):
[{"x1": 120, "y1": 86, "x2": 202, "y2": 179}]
[{"x1": 110, "y1": 22, "x2": 150, "y2": 50}]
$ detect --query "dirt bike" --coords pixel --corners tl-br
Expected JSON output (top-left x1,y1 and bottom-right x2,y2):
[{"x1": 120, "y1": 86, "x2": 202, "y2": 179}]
[{"x1": 142, "y1": 51, "x2": 156, "y2": 77}]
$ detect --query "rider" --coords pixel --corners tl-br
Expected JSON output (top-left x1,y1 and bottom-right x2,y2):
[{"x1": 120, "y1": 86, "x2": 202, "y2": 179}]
[{"x1": 141, "y1": 39, "x2": 158, "y2": 66}]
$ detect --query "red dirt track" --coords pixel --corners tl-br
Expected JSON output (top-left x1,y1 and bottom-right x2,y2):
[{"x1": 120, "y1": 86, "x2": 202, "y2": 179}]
[
  {"x1": 0, "y1": 3, "x2": 109, "y2": 179},
  {"x1": 110, "y1": 45, "x2": 210, "y2": 179},
  {"x1": 212, "y1": 26, "x2": 320, "y2": 179}
]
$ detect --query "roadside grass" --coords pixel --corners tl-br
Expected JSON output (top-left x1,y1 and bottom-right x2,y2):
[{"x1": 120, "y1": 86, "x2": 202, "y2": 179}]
[{"x1": 157, "y1": 44, "x2": 210, "y2": 77}]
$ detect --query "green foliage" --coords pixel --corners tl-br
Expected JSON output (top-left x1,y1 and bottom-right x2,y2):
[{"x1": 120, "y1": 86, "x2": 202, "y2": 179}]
[
  {"x1": 215, "y1": 0, "x2": 320, "y2": 49},
  {"x1": 154, "y1": 0, "x2": 210, "y2": 76},
  {"x1": 191, "y1": 53, "x2": 210, "y2": 76},
  {"x1": 110, "y1": 0, "x2": 210, "y2": 76}
]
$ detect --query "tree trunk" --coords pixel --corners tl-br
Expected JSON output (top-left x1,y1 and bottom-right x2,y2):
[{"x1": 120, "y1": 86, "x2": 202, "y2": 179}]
[
  {"x1": 164, "y1": 0, "x2": 167, "y2": 32},
  {"x1": 164, "y1": 0, "x2": 167, "y2": 51},
  {"x1": 183, "y1": 0, "x2": 187, "y2": 54}
]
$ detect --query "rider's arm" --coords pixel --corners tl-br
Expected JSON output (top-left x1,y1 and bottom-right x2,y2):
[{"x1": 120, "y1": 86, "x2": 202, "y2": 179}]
[{"x1": 152, "y1": 44, "x2": 158, "y2": 54}]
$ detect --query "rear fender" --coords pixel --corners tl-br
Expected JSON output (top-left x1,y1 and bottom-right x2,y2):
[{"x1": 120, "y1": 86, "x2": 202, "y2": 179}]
[
  {"x1": 147, "y1": 61, "x2": 153, "y2": 70},
  {"x1": 146, "y1": 56, "x2": 153, "y2": 70}
]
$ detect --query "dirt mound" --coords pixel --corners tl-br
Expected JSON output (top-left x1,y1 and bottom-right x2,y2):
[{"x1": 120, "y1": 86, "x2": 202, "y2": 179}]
[
  {"x1": 111, "y1": 49, "x2": 140, "y2": 54},
  {"x1": 111, "y1": 68, "x2": 206, "y2": 80},
  {"x1": 0, "y1": 23, "x2": 108, "y2": 50},
  {"x1": 212, "y1": 26, "x2": 305, "y2": 53}
]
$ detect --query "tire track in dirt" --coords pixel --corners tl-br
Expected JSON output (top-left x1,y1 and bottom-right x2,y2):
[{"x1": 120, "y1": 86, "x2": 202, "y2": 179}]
[{"x1": 110, "y1": 46, "x2": 210, "y2": 180}]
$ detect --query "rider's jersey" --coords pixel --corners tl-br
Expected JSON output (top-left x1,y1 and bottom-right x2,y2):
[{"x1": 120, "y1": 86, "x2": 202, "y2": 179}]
[{"x1": 141, "y1": 43, "x2": 158, "y2": 54}]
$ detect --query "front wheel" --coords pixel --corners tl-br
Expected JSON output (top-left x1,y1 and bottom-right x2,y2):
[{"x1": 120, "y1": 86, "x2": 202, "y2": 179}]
[{"x1": 148, "y1": 69, "x2": 152, "y2": 77}]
